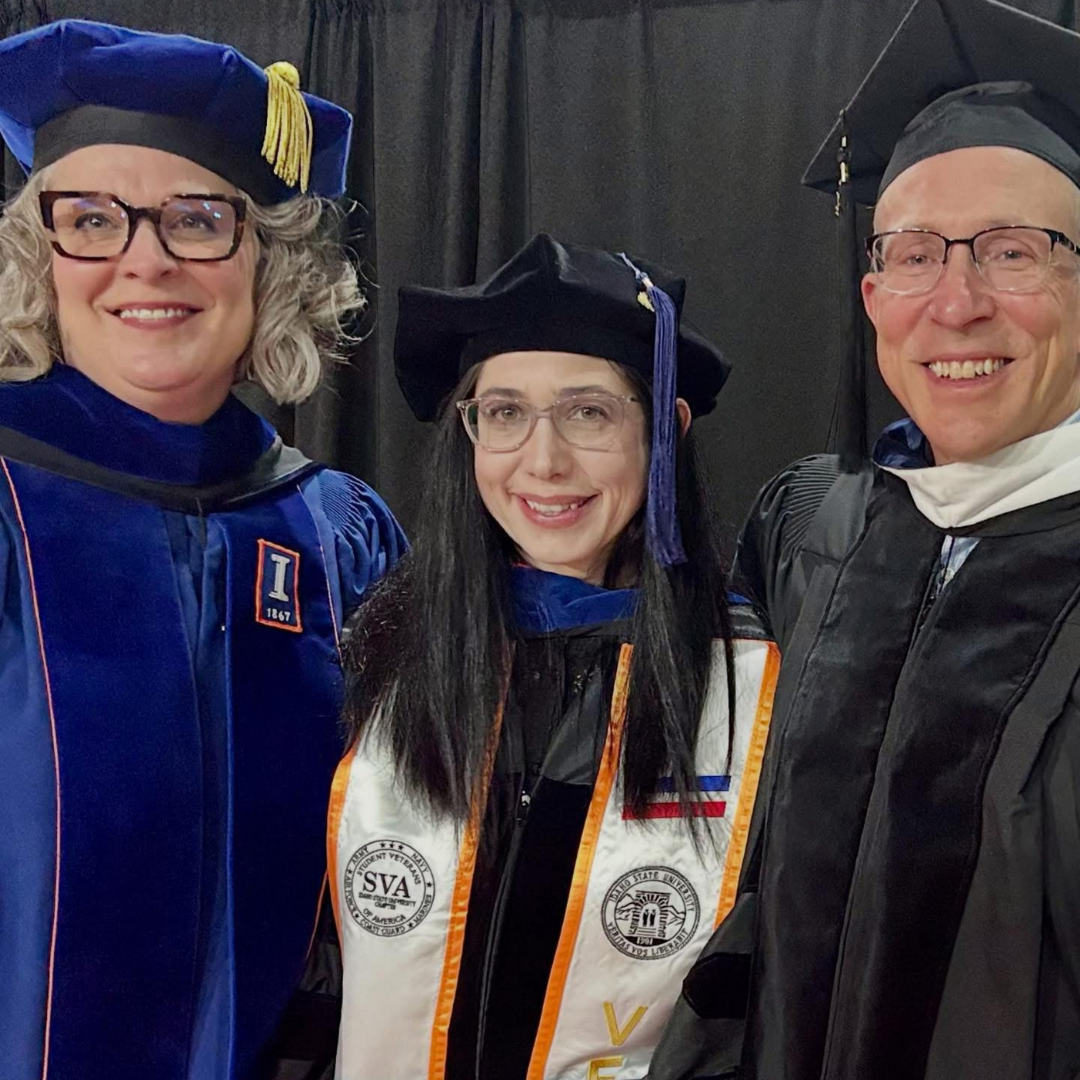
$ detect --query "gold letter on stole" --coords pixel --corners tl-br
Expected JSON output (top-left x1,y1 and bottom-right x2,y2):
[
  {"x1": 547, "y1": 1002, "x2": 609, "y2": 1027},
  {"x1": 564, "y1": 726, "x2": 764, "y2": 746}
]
[
  {"x1": 587, "y1": 1058, "x2": 624, "y2": 1080},
  {"x1": 602, "y1": 1001, "x2": 648, "y2": 1046}
]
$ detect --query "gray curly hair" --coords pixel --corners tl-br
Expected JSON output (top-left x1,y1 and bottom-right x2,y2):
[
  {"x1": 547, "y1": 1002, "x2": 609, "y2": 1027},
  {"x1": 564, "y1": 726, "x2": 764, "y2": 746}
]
[{"x1": 0, "y1": 169, "x2": 366, "y2": 404}]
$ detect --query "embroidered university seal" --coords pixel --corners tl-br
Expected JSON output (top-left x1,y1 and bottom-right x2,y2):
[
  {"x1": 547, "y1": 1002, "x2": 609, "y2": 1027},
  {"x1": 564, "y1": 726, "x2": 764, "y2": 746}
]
[
  {"x1": 602, "y1": 865, "x2": 701, "y2": 960},
  {"x1": 343, "y1": 839, "x2": 436, "y2": 937}
]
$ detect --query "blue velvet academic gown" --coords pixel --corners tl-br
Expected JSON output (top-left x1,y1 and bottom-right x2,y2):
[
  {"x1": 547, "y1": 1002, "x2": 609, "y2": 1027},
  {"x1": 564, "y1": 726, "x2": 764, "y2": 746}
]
[{"x1": 0, "y1": 366, "x2": 405, "y2": 1080}]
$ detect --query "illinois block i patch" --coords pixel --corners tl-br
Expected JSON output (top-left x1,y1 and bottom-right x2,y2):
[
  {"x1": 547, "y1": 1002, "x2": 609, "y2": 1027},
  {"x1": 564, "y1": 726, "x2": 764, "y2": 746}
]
[{"x1": 255, "y1": 539, "x2": 303, "y2": 633}]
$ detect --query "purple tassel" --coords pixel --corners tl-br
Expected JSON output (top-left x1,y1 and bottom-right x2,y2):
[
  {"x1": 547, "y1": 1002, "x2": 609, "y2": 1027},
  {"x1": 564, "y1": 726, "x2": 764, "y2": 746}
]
[{"x1": 619, "y1": 254, "x2": 686, "y2": 567}]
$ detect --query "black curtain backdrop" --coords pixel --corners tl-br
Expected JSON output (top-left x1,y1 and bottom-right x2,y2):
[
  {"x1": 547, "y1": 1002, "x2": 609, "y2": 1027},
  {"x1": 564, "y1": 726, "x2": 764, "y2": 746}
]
[{"x1": 3, "y1": 0, "x2": 1079, "y2": 538}]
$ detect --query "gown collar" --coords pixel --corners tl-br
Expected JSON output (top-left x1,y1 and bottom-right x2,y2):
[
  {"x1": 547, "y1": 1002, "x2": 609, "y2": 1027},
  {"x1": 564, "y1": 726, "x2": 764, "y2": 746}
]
[
  {"x1": 0, "y1": 365, "x2": 275, "y2": 486},
  {"x1": 509, "y1": 565, "x2": 638, "y2": 634},
  {"x1": 873, "y1": 409, "x2": 1080, "y2": 529}
]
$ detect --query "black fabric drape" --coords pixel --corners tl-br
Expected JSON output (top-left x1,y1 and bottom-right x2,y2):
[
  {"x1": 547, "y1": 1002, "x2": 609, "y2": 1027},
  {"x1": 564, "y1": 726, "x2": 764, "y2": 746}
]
[{"x1": 3, "y1": 0, "x2": 1079, "y2": 535}]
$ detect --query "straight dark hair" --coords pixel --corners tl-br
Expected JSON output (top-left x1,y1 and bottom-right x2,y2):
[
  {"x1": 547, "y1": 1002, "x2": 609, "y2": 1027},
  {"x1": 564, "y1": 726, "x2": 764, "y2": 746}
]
[{"x1": 342, "y1": 363, "x2": 736, "y2": 823}]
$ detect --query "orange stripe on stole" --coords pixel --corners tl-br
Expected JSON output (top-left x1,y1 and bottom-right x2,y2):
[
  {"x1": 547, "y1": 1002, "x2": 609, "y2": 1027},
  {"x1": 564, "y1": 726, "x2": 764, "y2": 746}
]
[
  {"x1": 326, "y1": 746, "x2": 357, "y2": 941},
  {"x1": 427, "y1": 705, "x2": 507, "y2": 1080},
  {"x1": 714, "y1": 640, "x2": 780, "y2": 927},
  {"x1": 525, "y1": 643, "x2": 634, "y2": 1080},
  {"x1": 3, "y1": 459, "x2": 63, "y2": 1080}
]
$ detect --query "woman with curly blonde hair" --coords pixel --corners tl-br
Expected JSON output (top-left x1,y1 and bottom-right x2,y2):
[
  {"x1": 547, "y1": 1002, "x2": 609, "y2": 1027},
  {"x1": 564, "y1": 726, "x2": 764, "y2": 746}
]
[{"x1": 0, "y1": 19, "x2": 403, "y2": 1080}]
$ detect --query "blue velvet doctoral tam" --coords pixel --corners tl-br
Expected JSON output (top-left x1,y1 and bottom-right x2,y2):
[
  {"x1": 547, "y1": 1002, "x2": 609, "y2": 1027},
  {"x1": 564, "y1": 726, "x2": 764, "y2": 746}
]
[
  {"x1": 0, "y1": 365, "x2": 405, "y2": 1080},
  {"x1": 0, "y1": 20, "x2": 353, "y2": 203}
]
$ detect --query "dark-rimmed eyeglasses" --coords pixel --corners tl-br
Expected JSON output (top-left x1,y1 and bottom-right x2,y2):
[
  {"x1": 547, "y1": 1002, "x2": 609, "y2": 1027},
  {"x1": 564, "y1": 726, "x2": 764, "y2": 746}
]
[
  {"x1": 865, "y1": 225, "x2": 1080, "y2": 296},
  {"x1": 39, "y1": 191, "x2": 247, "y2": 262},
  {"x1": 456, "y1": 391, "x2": 640, "y2": 452}
]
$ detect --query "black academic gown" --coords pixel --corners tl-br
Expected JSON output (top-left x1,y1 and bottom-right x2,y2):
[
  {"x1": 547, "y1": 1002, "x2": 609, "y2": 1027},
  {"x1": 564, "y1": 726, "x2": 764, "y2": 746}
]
[{"x1": 651, "y1": 453, "x2": 1080, "y2": 1080}]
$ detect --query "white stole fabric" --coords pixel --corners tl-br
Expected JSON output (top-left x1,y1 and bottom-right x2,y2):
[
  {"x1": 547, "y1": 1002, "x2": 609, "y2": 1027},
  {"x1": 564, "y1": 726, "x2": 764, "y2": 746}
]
[{"x1": 329, "y1": 637, "x2": 779, "y2": 1080}]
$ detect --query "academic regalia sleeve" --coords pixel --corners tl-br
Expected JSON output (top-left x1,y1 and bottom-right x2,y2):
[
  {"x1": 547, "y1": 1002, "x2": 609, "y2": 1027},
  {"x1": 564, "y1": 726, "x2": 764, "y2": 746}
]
[
  {"x1": 306, "y1": 469, "x2": 407, "y2": 623},
  {"x1": 1040, "y1": 689, "x2": 1080, "y2": 1067},
  {"x1": 648, "y1": 885, "x2": 760, "y2": 1080},
  {"x1": 732, "y1": 454, "x2": 843, "y2": 651},
  {"x1": 257, "y1": 472, "x2": 402, "y2": 1080},
  {"x1": 259, "y1": 893, "x2": 342, "y2": 1080}
]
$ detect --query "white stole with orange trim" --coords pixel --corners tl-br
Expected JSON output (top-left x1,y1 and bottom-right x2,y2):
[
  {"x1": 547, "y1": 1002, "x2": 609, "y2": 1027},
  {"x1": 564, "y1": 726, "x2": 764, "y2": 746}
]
[{"x1": 330, "y1": 637, "x2": 779, "y2": 1080}]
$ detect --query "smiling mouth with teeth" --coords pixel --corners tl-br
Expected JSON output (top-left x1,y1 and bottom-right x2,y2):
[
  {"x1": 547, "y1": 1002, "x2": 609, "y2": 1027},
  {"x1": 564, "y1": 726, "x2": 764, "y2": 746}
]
[
  {"x1": 927, "y1": 358, "x2": 1010, "y2": 381},
  {"x1": 113, "y1": 307, "x2": 198, "y2": 321},
  {"x1": 523, "y1": 498, "x2": 589, "y2": 515}
]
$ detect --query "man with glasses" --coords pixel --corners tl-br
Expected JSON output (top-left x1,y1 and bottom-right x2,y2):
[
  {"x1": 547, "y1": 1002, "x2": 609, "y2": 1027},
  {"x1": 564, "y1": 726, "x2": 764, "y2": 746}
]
[{"x1": 650, "y1": 1, "x2": 1080, "y2": 1078}]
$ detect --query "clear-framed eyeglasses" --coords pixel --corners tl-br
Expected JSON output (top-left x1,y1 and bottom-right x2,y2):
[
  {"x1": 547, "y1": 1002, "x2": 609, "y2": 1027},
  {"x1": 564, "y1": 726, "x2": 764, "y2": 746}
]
[
  {"x1": 865, "y1": 225, "x2": 1080, "y2": 296},
  {"x1": 456, "y1": 390, "x2": 641, "y2": 452},
  {"x1": 39, "y1": 190, "x2": 247, "y2": 261}
]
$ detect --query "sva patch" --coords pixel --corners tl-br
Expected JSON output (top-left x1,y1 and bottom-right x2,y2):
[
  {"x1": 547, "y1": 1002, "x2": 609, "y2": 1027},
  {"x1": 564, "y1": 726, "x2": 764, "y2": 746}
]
[
  {"x1": 344, "y1": 839, "x2": 436, "y2": 937},
  {"x1": 602, "y1": 865, "x2": 701, "y2": 960}
]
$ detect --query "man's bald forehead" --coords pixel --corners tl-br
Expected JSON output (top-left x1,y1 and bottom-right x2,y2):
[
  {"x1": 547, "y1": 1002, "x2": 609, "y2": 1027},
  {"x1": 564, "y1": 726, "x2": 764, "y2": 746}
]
[{"x1": 873, "y1": 145, "x2": 1080, "y2": 233}]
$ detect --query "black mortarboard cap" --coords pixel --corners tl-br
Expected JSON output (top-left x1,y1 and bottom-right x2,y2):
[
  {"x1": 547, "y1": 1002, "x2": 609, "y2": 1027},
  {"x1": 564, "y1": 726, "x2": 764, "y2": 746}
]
[
  {"x1": 0, "y1": 20, "x2": 353, "y2": 204},
  {"x1": 801, "y1": 0, "x2": 1080, "y2": 466},
  {"x1": 394, "y1": 233, "x2": 729, "y2": 422},
  {"x1": 394, "y1": 233, "x2": 731, "y2": 566}
]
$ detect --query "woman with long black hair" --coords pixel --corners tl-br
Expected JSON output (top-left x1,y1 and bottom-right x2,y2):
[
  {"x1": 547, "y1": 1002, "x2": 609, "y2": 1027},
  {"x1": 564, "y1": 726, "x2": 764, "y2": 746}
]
[{"x1": 318, "y1": 234, "x2": 778, "y2": 1080}]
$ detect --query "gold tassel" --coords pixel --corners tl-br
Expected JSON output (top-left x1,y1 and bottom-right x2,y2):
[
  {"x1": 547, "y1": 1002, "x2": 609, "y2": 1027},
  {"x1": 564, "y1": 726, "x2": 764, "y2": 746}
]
[
  {"x1": 261, "y1": 61, "x2": 313, "y2": 193},
  {"x1": 636, "y1": 274, "x2": 656, "y2": 313}
]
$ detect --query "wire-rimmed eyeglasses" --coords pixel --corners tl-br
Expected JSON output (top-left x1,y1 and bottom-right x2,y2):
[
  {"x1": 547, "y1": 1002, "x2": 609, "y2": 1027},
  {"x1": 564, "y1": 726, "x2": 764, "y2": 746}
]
[{"x1": 456, "y1": 391, "x2": 640, "y2": 452}]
